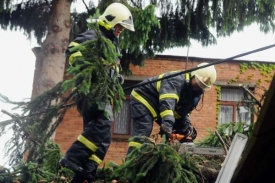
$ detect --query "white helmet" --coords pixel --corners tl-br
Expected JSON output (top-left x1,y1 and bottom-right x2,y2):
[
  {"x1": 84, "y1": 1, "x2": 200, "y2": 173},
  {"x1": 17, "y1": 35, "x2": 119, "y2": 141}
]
[
  {"x1": 191, "y1": 62, "x2": 217, "y2": 91},
  {"x1": 99, "y1": 3, "x2": 135, "y2": 31}
]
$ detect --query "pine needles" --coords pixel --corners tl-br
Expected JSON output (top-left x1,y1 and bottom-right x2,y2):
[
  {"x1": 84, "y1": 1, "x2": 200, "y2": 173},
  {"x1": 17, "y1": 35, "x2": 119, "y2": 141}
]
[
  {"x1": 62, "y1": 23, "x2": 125, "y2": 114},
  {"x1": 197, "y1": 122, "x2": 254, "y2": 148},
  {"x1": 0, "y1": 22, "x2": 125, "y2": 167},
  {"x1": 110, "y1": 136, "x2": 201, "y2": 183},
  {"x1": 0, "y1": 122, "x2": 254, "y2": 182},
  {"x1": 0, "y1": 141, "x2": 70, "y2": 183}
]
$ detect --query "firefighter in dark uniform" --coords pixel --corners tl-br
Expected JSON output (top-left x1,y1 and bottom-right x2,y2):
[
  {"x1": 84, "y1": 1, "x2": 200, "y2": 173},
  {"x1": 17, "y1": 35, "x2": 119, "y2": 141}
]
[
  {"x1": 126, "y1": 63, "x2": 217, "y2": 156},
  {"x1": 59, "y1": 3, "x2": 135, "y2": 183}
]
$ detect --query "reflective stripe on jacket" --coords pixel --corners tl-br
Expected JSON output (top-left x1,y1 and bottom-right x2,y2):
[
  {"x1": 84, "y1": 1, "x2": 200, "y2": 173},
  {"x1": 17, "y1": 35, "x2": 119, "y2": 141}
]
[
  {"x1": 131, "y1": 71, "x2": 203, "y2": 124},
  {"x1": 66, "y1": 24, "x2": 121, "y2": 73}
]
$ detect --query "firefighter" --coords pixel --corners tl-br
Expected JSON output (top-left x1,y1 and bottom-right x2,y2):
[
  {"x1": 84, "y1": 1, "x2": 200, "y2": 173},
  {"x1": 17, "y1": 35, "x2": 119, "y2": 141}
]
[
  {"x1": 59, "y1": 3, "x2": 135, "y2": 183},
  {"x1": 126, "y1": 63, "x2": 217, "y2": 157}
]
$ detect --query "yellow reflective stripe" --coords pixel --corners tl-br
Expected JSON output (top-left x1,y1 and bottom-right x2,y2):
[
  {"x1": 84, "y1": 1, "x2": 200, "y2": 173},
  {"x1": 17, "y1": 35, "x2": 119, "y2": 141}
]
[
  {"x1": 160, "y1": 110, "x2": 174, "y2": 118},
  {"x1": 131, "y1": 90, "x2": 157, "y2": 118},
  {"x1": 156, "y1": 73, "x2": 165, "y2": 92},
  {"x1": 185, "y1": 73, "x2": 190, "y2": 81},
  {"x1": 69, "y1": 41, "x2": 80, "y2": 47},
  {"x1": 128, "y1": 141, "x2": 142, "y2": 148},
  {"x1": 159, "y1": 93, "x2": 179, "y2": 102},
  {"x1": 69, "y1": 51, "x2": 83, "y2": 65},
  {"x1": 88, "y1": 154, "x2": 102, "y2": 165},
  {"x1": 174, "y1": 111, "x2": 181, "y2": 119},
  {"x1": 157, "y1": 71, "x2": 180, "y2": 92},
  {"x1": 77, "y1": 135, "x2": 98, "y2": 152}
]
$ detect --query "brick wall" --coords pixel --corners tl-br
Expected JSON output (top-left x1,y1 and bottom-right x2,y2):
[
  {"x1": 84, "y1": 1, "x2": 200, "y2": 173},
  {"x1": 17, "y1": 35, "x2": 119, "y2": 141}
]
[
  {"x1": 54, "y1": 55, "x2": 274, "y2": 166},
  {"x1": 55, "y1": 108, "x2": 82, "y2": 152}
]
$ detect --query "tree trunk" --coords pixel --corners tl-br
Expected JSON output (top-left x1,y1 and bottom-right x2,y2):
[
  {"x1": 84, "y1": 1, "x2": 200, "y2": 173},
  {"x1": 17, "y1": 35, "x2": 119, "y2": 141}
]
[
  {"x1": 33, "y1": 0, "x2": 72, "y2": 96},
  {"x1": 31, "y1": 0, "x2": 72, "y2": 142}
]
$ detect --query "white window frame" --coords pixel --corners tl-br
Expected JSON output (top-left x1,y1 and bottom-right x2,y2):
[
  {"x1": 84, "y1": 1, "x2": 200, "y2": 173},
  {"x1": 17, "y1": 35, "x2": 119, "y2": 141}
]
[{"x1": 218, "y1": 87, "x2": 252, "y2": 125}]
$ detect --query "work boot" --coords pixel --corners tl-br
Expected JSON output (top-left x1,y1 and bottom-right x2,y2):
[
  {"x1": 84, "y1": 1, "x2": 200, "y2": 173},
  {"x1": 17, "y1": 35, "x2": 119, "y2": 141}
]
[
  {"x1": 84, "y1": 160, "x2": 98, "y2": 180},
  {"x1": 71, "y1": 172, "x2": 95, "y2": 183},
  {"x1": 70, "y1": 177, "x2": 94, "y2": 183},
  {"x1": 59, "y1": 156, "x2": 84, "y2": 173}
]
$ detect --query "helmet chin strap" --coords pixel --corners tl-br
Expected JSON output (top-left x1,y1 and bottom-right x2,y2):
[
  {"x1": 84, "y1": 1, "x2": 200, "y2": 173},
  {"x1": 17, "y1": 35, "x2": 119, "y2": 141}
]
[
  {"x1": 98, "y1": 20, "x2": 112, "y2": 30},
  {"x1": 194, "y1": 92, "x2": 204, "y2": 111},
  {"x1": 98, "y1": 20, "x2": 119, "y2": 38}
]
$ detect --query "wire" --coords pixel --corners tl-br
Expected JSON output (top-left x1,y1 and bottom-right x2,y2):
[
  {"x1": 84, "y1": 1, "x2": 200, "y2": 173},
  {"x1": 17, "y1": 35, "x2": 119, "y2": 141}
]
[{"x1": 123, "y1": 43, "x2": 275, "y2": 91}]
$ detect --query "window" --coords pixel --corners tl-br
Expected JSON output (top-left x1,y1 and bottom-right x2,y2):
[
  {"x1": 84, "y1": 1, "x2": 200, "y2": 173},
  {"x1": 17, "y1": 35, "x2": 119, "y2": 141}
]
[
  {"x1": 113, "y1": 97, "x2": 131, "y2": 135},
  {"x1": 218, "y1": 88, "x2": 251, "y2": 125}
]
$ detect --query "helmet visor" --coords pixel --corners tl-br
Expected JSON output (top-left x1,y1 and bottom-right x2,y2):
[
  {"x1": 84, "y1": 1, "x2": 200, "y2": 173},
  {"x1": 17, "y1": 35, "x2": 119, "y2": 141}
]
[{"x1": 120, "y1": 19, "x2": 135, "y2": 31}]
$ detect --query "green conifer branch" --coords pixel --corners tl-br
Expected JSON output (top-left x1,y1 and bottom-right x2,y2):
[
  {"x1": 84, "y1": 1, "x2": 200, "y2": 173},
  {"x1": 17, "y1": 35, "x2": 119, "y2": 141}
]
[
  {"x1": 0, "y1": 23, "x2": 125, "y2": 167},
  {"x1": 110, "y1": 136, "x2": 201, "y2": 183}
]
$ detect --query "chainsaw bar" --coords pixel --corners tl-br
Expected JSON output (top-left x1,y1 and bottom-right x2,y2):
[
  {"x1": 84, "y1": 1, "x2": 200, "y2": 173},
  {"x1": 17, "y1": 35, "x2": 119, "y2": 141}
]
[{"x1": 178, "y1": 143, "x2": 225, "y2": 155}]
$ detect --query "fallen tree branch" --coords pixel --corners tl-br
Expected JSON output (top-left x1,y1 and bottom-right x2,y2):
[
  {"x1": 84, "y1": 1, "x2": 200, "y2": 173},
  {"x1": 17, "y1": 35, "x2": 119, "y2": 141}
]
[
  {"x1": 241, "y1": 85, "x2": 262, "y2": 107},
  {"x1": 197, "y1": 164, "x2": 219, "y2": 181},
  {"x1": 215, "y1": 130, "x2": 228, "y2": 155},
  {"x1": 1, "y1": 109, "x2": 22, "y2": 126}
]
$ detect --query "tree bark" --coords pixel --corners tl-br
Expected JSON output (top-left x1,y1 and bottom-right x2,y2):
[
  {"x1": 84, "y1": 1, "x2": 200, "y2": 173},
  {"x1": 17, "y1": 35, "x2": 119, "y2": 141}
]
[
  {"x1": 31, "y1": 0, "x2": 72, "y2": 141},
  {"x1": 35, "y1": 0, "x2": 72, "y2": 95}
]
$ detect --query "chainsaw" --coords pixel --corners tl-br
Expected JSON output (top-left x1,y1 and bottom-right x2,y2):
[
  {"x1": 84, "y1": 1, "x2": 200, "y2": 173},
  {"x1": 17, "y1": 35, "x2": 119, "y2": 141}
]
[{"x1": 170, "y1": 133, "x2": 225, "y2": 156}]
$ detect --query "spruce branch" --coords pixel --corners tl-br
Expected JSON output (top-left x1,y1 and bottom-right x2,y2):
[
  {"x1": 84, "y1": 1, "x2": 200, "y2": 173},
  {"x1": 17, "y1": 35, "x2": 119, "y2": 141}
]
[
  {"x1": 62, "y1": 23, "x2": 125, "y2": 115},
  {"x1": 215, "y1": 130, "x2": 228, "y2": 155},
  {"x1": 0, "y1": 20, "x2": 126, "y2": 173},
  {"x1": 1, "y1": 109, "x2": 22, "y2": 126},
  {"x1": 111, "y1": 136, "x2": 202, "y2": 183}
]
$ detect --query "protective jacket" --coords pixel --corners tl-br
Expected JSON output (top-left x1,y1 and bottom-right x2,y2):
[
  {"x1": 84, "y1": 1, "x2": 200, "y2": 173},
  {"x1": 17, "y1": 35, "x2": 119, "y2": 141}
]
[
  {"x1": 127, "y1": 71, "x2": 202, "y2": 155},
  {"x1": 62, "y1": 24, "x2": 121, "y2": 181},
  {"x1": 66, "y1": 24, "x2": 121, "y2": 72}
]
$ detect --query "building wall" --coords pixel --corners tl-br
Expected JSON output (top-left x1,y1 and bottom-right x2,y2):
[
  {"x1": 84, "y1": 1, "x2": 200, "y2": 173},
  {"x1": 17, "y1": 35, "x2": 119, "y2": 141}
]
[{"x1": 54, "y1": 56, "x2": 274, "y2": 166}]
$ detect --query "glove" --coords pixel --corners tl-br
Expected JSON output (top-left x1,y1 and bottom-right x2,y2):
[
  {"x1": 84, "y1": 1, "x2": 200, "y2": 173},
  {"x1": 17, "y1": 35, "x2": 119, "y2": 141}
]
[
  {"x1": 159, "y1": 123, "x2": 172, "y2": 141},
  {"x1": 118, "y1": 74, "x2": 124, "y2": 84},
  {"x1": 190, "y1": 127, "x2": 197, "y2": 140},
  {"x1": 180, "y1": 126, "x2": 197, "y2": 143},
  {"x1": 159, "y1": 129, "x2": 170, "y2": 141},
  {"x1": 182, "y1": 123, "x2": 192, "y2": 135}
]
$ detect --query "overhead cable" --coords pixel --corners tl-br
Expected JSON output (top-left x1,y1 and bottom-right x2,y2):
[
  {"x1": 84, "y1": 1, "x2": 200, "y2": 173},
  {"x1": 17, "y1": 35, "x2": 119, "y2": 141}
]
[{"x1": 123, "y1": 43, "x2": 275, "y2": 91}]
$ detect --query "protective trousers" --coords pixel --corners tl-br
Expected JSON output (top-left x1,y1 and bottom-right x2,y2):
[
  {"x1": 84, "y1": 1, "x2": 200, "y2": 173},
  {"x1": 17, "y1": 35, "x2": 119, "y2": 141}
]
[
  {"x1": 64, "y1": 95, "x2": 113, "y2": 181},
  {"x1": 126, "y1": 98, "x2": 154, "y2": 157}
]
